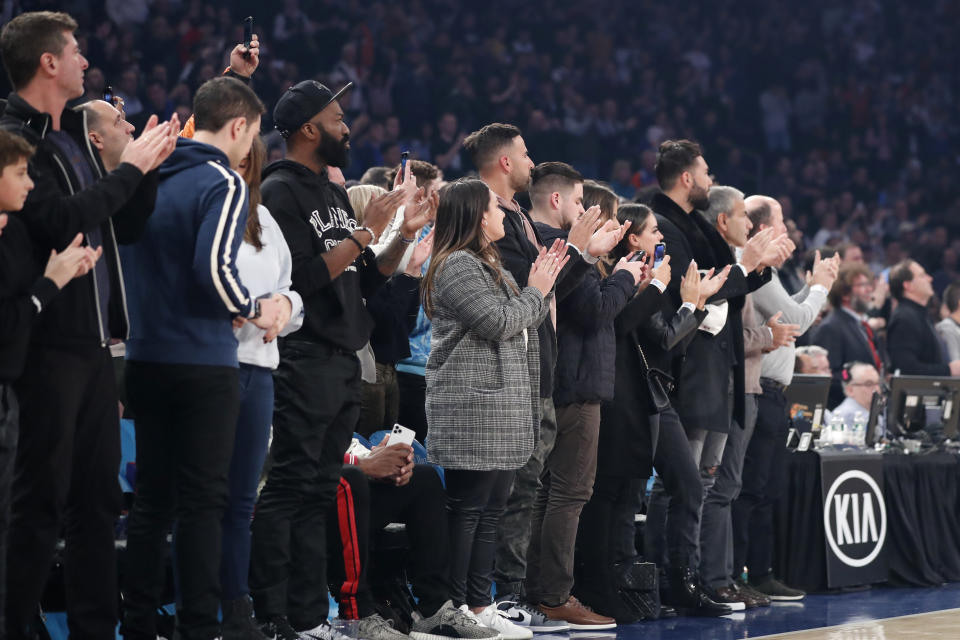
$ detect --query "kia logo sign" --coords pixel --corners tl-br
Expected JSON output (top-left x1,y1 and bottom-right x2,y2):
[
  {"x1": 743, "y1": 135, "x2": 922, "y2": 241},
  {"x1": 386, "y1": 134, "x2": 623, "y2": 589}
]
[{"x1": 823, "y1": 470, "x2": 887, "y2": 567}]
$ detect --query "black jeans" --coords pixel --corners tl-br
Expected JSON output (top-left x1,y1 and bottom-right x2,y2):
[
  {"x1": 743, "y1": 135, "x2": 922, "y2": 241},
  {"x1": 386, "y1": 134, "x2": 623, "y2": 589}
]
[
  {"x1": 575, "y1": 475, "x2": 646, "y2": 598},
  {"x1": 329, "y1": 465, "x2": 450, "y2": 619},
  {"x1": 250, "y1": 341, "x2": 361, "y2": 631},
  {"x1": 446, "y1": 469, "x2": 516, "y2": 608},
  {"x1": 733, "y1": 380, "x2": 790, "y2": 581},
  {"x1": 0, "y1": 384, "x2": 18, "y2": 639},
  {"x1": 121, "y1": 361, "x2": 239, "y2": 640},
  {"x1": 642, "y1": 406, "x2": 703, "y2": 570},
  {"x1": 8, "y1": 345, "x2": 121, "y2": 640}
]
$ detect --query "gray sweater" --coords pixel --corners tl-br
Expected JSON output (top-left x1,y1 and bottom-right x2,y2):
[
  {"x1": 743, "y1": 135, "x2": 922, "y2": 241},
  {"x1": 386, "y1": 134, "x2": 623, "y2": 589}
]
[
  {"x1": 753, "y1": 270, "x2": 829, "y2": 386},
  {"x1": 935, "y1": 317, "x2": 960, "y2": 362}
]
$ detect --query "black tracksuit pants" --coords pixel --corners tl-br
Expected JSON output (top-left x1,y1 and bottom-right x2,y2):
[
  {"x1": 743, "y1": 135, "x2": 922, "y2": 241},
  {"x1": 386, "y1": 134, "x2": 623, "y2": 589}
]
[
  {"x1": 250, "y1": 341, "x2": 361, "y2": 631},
  {"x1": 7, "y1": 345, "x2": 122, "y2": 640},
  {"x1": 329, "y1": 465, "x2": 449, "y2": 619}
]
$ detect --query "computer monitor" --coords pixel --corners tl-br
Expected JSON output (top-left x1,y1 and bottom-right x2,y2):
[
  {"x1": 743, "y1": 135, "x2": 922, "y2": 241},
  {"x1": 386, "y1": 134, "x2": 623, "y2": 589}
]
[
  {"x1": 786, "y1": 374, "x2": 832, "y2": 435},
  {"x1": 865, "y1": 390, "x2": 883, "y2": 447},
  {"x1": 886, "y1": 375, "x2": 960, "y2": 440}
]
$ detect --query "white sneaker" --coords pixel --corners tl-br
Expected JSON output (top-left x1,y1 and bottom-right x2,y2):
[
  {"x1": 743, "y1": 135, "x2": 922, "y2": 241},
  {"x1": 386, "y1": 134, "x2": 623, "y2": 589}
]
[
  {"x1": 495, "y1": 602, "x2": 570, "y2": 633},
  {"x1": 472, "y1": 604, "x2": 533, "y2": 640}
]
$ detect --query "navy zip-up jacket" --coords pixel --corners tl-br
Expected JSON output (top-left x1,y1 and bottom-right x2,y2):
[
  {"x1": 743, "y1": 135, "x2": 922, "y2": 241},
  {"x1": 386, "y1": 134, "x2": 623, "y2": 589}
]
[
  {"x1": 535, "y1": 222, "x2": 637, "y2": 406},
  {"x1": 121, "y1": 138, "x2": 253, "y2": 367}
]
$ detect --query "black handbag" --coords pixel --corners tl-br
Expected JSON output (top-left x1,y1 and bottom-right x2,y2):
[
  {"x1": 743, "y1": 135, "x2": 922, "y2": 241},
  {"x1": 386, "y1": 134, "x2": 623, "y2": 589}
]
[{"x1": 637, "y1": 343, "x2": 673, "y2": 413}]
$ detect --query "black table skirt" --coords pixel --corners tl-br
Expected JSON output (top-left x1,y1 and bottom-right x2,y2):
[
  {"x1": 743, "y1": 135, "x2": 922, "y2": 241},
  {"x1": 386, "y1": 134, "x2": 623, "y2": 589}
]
[{"x1": 775, "y1": 450, "x2": 960, "y2": 592}]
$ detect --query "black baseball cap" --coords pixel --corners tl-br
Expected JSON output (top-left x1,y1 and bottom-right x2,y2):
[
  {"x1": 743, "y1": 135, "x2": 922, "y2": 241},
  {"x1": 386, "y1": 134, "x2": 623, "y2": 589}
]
[{"x1": 273, "y1": 80, "x2": 353, "y2": 138}]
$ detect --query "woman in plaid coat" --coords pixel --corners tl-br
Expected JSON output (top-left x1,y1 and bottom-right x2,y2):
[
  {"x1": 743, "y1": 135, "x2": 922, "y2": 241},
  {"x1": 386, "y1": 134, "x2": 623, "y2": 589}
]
[{"x1": 422, "y1": 179, "x2": 568, "y2": 632}]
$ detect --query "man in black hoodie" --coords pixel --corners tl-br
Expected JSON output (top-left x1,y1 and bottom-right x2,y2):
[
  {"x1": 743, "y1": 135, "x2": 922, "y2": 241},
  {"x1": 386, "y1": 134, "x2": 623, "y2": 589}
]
[
  {"x1": 0, "y1": 11, "x2": 177, "y2": 639},
  {"x1": 249, "y1": 80, "x2": 432, "y2": 640},
  {"x1": 0, "y1": 130, "x2": 101, "y2": 640}
]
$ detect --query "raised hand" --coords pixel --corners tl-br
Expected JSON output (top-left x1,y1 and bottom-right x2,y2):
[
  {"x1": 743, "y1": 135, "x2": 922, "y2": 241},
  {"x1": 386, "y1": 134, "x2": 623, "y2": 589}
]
[
  {"x1": 230, "y1": 33, "x2": 260, "y2": 78},
  {"x1": 566, "y1": 205, "x2": 602, "y2": 252},
  {"x1": 119, "y1": 116, "x2": 180, "y2": 174},
  {"x1": 740, "y1": 227, "x2": 775, "y2": 272},
  {"x1": 613, "y1": 254, "x2": 649, "y2": 285},
  {"x1": 585, "y1": 218, "x2": 630, "y2": 258},
  {"x1": 401, "y1": 189, "x2": 438, "y2": 238},
  {"x1": 766, "y1": 311, "x2": 801, "y2": 348},
  {"x1": 44, "y1": 233, "x2": 103, "y2": 289},
  {"x1": 698, "y1": 264, "x2": 731, "y2": 308},
  {"x1": 680, "y1": 260, "x2": 702, "y2": 306},
  {"x1": 651, "y1": 253, "x2": 671, "y2": 285},
  {"x1": 808, "y1": 251, "x2": 840, "y2": 288},
  {"x1": 405, "y1": 227, "x2": 435, "y2": 276},
  {"x1": 359, "y1": 189, "x2": 407, "y2": 241},
  {"x1": 758, "y1": 232, "x2": 793, "y2": 269},
  {"x1": 528, "y1": 239, "x2": 570, "y2": 296}
]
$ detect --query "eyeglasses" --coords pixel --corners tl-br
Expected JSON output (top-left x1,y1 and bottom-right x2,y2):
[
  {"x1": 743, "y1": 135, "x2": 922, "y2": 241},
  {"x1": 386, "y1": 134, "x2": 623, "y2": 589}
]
[{"x1": 848, "y1": 381, "x2": 880, "y2": 388}]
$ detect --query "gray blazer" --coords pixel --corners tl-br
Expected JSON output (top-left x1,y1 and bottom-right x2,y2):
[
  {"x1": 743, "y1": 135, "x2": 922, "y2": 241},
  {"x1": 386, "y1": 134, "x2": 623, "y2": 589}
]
[{"x1": 426, "y1": 250, "x2": 548, "y2": 471}]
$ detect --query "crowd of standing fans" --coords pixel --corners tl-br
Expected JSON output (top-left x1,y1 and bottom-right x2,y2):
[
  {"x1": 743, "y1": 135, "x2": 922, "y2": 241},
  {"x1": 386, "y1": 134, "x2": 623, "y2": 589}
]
[{"x1": 1, "y1": 7, "x2": 960, "y2": 640}]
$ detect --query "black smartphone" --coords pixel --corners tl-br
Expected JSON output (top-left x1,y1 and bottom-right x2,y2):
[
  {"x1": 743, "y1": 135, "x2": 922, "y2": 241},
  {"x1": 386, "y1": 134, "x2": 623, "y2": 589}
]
[
  {"x1": 653, "y1": 242, "x2": 665, "y2": 266},
  {"x1": 242, "y1": 16, "x2": 254, "y2": 59},
  {"x1": 629, "y1": 249, "x2": 647, "y2": 263},
  {"x1": 400, "y1": 150, "x2": 409, "y2": 178},
  {"x1": 103, "y1": 85, "x2": 114, "y2": 103}
]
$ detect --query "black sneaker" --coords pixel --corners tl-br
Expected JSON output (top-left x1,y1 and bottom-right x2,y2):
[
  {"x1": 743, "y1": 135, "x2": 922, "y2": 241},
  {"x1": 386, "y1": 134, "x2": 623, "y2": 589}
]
[
  {"x1": 223, "y1": 598, "x2": 269, "y2": 640},
  {"x1": 748, "y1": 575, "x2": 806, "y2": 601},
  {"x1": 259, "y1": 616, "x2": 302, "y2": 640}
]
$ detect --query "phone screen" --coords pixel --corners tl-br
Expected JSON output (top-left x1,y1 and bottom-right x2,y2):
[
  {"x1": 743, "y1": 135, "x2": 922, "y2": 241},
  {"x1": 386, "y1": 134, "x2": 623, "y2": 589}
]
[
  {"x1": 103, "y1": 85, "x2": 114, "y2": 103},
  {"x1": 400, "y1": 151, "x2": 409, "y2": 177},
  {"x1": 653, "y1": 243, "x2": 665, "y2": 266}
]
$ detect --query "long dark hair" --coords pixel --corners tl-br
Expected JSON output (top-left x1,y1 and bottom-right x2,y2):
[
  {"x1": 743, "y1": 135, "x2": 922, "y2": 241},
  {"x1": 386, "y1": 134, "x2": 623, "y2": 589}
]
[
  {"x1": 611, "y1": 203, "x2": 654, "y2": 262},
  {"x1": 421, "y1": 178, "x2": 515, "y2": 318},
  {"x1": 242, "y1": 135, "x2": 267, "y2": 250}
]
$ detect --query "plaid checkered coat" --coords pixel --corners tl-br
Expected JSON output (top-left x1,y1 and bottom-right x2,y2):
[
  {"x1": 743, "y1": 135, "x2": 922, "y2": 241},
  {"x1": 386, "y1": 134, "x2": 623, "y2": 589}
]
[{"x1": 425, "y1": 251, "x2": 548, "y2": 470}]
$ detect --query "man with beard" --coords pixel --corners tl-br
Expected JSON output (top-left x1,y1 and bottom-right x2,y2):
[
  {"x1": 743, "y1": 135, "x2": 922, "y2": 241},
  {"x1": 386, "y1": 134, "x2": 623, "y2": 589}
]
[
  {"x1": 248, "y1": 80, "x2": 434, "y2": 640},
  {"x1": 811, "y1": 263, "x2": 888, "y2": 407},
  {"x1": 646, "y1": 141, "x2": 785, "y2": 615},
  {"x1": 462, "y1": 123, "x2": 626, "y2": 632}
]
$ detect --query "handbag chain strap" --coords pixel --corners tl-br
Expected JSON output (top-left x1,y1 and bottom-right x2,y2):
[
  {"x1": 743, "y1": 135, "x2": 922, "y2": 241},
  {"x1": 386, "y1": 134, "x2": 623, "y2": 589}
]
[{"x1": 637, "y1": 343, "x2": 651, "y2": 372}]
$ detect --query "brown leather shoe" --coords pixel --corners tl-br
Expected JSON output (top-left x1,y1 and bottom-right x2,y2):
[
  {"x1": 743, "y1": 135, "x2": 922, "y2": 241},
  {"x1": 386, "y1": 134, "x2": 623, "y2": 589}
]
[
  {"x1": 716, "y1": 584, "x2": 755, "y2": 609},
  {"x1": 734, "y1": 578, "x2": 772, "y2": 607},
  {"x1": 539, "y1": 596, "x2": 617, "y2": 630}
]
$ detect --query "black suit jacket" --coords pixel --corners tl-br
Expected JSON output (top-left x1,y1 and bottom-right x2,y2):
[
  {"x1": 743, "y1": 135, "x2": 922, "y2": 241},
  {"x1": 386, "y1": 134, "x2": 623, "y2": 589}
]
[
  {"x1": 811, "y1": 308, "x2": 885, "y2": 408},
  {"x1": 887, "y1": 298, "x2": 950, "y2": 376},
  {"x1": 651, "y1": 192, "x2": 771, "y2": 433},
  {"x1": 494, "y1": 202, "x2": 590, "y2": 397}
]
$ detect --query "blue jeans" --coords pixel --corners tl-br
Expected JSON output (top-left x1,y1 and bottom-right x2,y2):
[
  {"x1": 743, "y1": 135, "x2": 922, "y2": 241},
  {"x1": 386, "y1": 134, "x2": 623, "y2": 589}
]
[{"x1": 221, "y1": 364, "x2": 274, "y2": 600}]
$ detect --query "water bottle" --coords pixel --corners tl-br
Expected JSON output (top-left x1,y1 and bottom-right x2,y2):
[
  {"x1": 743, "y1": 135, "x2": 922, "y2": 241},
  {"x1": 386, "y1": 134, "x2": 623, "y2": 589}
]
[
  {"x1": 852, "y1": 411, "x2": 867, "y2": 448},
  {"x1": 827, "y1": 414, "x2": 845, "y2": 446}
]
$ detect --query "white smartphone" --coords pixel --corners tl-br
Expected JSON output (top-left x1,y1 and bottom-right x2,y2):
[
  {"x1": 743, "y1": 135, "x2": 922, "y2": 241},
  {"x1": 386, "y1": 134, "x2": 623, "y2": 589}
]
[{"x1": 389, "y1": 423, "x2": 416, "y2": 447}]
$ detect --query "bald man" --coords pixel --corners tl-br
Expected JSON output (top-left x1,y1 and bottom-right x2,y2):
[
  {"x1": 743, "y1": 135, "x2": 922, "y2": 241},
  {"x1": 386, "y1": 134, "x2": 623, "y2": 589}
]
[{"x1": 79, "y1": 99, "x2": 136, "y2": 172}]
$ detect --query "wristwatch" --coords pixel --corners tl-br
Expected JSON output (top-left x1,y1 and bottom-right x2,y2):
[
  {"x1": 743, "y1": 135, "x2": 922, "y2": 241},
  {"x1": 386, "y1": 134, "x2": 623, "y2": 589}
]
[{"x1": 249, "y1": 299, "x2": 262, "y2": 319}]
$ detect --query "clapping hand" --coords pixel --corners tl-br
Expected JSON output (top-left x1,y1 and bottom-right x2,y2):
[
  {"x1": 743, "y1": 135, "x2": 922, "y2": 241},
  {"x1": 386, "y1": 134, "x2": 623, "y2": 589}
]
[
  {"x1": 528, "y1": 238, "x2": 570, "y2": 296},
  {"x1": 44, "y1": 233, "x2": 102, "y2": 289},
  {"x1": 586, "y1": 218, "x2": 631, "y2": 258},
  {"x1": 405, "y1": 227, "x2": 435, "y2": 276},
  {"x1": 766, "y1": 311, "x2": 801, "y2": 348}
]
